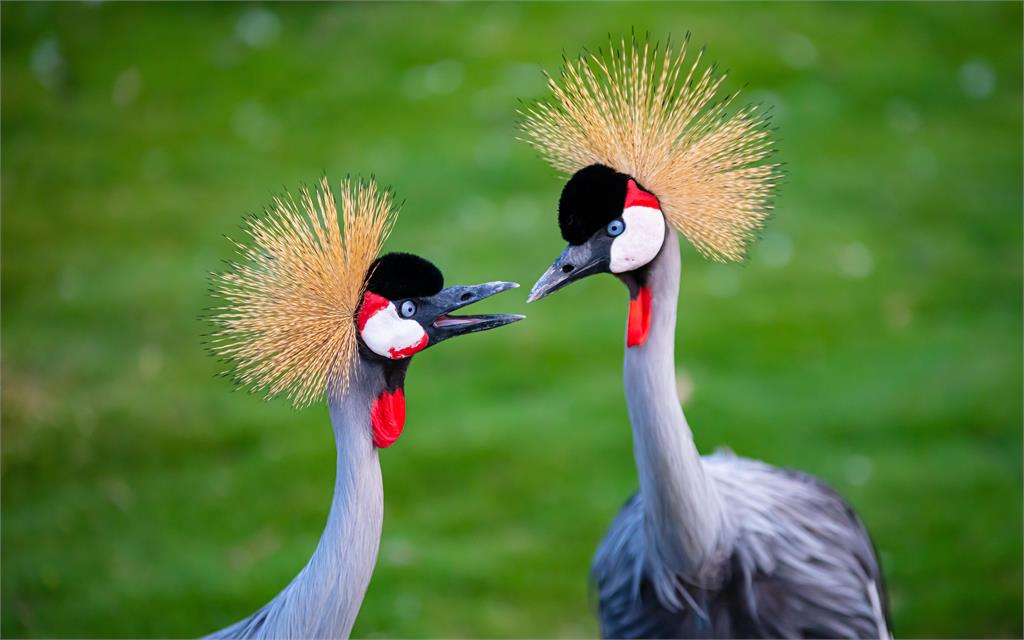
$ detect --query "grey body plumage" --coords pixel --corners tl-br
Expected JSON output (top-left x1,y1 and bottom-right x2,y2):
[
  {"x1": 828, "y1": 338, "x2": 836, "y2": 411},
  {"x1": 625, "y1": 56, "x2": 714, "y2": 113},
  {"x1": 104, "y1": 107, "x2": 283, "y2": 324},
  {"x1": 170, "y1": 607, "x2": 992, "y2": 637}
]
[
  {"x1": 593, "y1": 456, "x2": 889, "y2": 638},
  {"x1": 594, "y1": 231, "x2": 890, "y2": 639}
]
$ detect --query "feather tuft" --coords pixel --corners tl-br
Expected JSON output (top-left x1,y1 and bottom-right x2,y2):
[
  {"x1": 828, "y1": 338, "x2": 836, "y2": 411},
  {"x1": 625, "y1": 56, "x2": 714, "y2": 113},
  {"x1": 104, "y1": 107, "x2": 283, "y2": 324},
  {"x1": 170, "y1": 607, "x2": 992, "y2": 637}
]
[
  {"x1": 519, "y1": 34, "x2": 780, "y2": 262},
  {"x1": 208, "y1": 177, "x2": 397, "y2": 408}
]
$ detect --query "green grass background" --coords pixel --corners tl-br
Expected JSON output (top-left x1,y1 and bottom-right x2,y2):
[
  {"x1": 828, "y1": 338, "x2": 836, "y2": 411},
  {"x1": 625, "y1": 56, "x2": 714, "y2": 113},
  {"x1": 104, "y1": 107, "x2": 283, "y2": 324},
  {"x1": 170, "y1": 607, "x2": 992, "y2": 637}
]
[{"x1": 2, "y1": 2, "x2": 1021, "y2": 637}]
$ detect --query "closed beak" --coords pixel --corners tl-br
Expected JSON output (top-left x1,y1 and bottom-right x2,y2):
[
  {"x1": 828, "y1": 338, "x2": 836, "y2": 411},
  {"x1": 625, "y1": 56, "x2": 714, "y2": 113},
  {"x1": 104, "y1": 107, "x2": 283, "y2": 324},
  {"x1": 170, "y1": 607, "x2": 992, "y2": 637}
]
[{"x1": 527, "y1": 242, "x2": 608, "y2": 303}]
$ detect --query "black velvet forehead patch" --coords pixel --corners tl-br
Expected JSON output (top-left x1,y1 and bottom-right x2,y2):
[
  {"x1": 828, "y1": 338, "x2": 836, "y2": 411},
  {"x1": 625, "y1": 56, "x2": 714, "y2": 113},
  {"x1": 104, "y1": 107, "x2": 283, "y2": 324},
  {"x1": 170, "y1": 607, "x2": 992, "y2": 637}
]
[
  {"x1": 365, "y1": 252, "x2": 444, "y2": 300},
  {"x1": 558, "y1": 164, "x2": 630, "y2": 245}
]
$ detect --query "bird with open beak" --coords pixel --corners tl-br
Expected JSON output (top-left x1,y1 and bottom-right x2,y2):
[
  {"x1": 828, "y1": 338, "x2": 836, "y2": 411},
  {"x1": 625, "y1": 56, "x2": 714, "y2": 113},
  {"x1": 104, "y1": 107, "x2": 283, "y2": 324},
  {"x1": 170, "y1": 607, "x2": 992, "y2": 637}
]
[{"x1": 206, "y1": 177, "x2": 522, "y2": 639}]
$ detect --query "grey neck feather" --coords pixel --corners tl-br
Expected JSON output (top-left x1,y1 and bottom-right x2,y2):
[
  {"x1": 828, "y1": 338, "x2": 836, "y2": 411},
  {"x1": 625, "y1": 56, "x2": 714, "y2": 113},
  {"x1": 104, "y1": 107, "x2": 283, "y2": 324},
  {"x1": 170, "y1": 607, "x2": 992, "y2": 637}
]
[
  {"x1": 623, "y1": 226, "x2": 730, "y2": 582},
  {"x1": 211, "y1": 364, "x2": 385, "y2": 640}
]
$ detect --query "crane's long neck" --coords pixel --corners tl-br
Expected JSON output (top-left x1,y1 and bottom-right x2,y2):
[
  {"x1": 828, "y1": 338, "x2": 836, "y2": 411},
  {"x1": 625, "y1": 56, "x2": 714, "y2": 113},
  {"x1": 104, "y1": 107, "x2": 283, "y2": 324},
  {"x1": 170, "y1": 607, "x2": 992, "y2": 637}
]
[
  {"x1": 623, "y1": 228, "x2": 728, "y2": 580},
  {"x1": 212, "y1": 365, "x2": 391, "y2": 640},
  {"x1": 300, "y1": 377, "x2": 385, "y2": 637}
]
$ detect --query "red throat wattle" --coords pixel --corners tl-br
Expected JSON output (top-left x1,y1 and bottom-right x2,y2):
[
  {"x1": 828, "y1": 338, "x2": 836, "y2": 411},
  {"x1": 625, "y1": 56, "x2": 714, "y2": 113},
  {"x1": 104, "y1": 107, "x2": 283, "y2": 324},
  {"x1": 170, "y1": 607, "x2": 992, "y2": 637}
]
[
  {"x1": 627, "y1": 286, "x2": 652, "y2": 348},
  {"x1": 371, "y1": 388, "x2": 406, "y2": 448}
]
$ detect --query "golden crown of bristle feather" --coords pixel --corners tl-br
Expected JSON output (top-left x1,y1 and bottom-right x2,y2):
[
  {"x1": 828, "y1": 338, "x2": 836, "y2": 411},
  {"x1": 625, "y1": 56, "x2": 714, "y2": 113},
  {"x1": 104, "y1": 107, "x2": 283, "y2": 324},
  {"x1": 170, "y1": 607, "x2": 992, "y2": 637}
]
[
  {"x1": 520, "y1": 34, "x2": 780, "y2": 262},
  {"x1": 209, "y1": 177, "x2": 397, "y2": 408}
]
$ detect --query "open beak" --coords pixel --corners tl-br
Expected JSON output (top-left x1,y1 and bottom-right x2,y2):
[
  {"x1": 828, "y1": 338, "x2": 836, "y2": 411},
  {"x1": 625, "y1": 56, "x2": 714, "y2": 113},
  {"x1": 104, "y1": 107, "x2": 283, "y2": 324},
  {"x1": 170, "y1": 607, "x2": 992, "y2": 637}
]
[
  {"x1": 425, "y1": 281, "x2": 525, "y2": 344},
  {"x1": 527, "y1": 242, "x2": 609, "y2": 303}
]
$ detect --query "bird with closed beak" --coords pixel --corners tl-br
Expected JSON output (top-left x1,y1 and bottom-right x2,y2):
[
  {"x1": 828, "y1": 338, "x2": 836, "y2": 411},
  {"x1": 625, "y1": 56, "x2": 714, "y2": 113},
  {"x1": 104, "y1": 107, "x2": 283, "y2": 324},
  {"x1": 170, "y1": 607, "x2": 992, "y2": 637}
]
[
  {"x1": 205, "y1": 177, "x2": 522, "y2": 639},
  {"x1": 522, "y1": 35, "x2": 890, "y2": 638}
]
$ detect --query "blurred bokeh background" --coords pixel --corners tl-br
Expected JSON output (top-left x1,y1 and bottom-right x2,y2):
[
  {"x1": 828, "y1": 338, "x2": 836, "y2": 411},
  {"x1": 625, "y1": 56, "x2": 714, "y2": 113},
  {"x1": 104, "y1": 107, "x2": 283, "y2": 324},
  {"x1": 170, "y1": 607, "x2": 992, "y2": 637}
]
[{"x1": 2, "y1": 2, "x2": 1021, "y2": 638}]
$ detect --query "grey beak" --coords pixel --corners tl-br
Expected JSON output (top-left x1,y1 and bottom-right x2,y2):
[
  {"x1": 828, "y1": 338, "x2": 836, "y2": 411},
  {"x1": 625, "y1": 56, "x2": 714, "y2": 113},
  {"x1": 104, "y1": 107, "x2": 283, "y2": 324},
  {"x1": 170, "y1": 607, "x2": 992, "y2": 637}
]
[
  {"x1": 527, "y1": 242, "x2": 609, "y2": 303},
  {"x1": 425, "y1": 281, "x2": 525, "y2": 343}
]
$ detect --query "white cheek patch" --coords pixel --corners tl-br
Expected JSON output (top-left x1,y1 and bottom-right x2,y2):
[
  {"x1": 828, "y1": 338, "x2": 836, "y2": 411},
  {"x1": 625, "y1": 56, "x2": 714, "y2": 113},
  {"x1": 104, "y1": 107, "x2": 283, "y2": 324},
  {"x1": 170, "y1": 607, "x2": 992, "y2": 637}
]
[
  {"x1": 360, "y1": 303, "x2": 428, "y2": 359},
  {"x1": 609, "y1": 206, "x2": 666, "y2": 274}
]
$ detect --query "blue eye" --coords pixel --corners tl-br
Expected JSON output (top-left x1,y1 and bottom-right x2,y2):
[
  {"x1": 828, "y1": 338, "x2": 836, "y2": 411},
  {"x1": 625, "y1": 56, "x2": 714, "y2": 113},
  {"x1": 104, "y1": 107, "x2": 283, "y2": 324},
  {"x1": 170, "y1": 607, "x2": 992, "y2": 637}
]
[
  {"x1": 400, "y1": 300, "x2": 417, "y2": 318},
  {"x1": 606, "y1": 219, "x2": 625, "y2": 237}
]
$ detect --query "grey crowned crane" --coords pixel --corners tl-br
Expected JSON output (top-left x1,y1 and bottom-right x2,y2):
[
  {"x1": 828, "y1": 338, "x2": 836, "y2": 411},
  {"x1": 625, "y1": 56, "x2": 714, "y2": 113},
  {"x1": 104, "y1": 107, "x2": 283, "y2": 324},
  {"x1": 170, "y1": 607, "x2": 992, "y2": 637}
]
[
  {"x1": 205, "y1": 178, "x2": 522, "y2": 639},
  {"x1": 522, "y1": 37, "x2": 891, "y2": 638}
]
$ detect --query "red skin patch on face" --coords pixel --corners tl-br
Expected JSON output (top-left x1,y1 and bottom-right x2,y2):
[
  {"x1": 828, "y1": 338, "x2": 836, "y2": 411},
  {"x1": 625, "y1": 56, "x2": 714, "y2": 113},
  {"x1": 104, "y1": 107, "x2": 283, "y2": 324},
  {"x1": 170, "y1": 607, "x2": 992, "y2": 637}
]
[
  {"x1": 357, "y1": 291, "x2": 391, "y2": 330},
  {"x1": 627, "y1": 285, "x2": 652, "y2": 348},
  {"x1": 624, "y1": 179, "x2": 660, "y2": 209},
  {"x1": 388, "y1": 334, "x2": 427, "y2": 359},
  {"x1": 371, "y1": 388, "x2": 406, "y2": 448},
  {"x1": 358, "y1": 291, "x2": 428, "y2": 359}
]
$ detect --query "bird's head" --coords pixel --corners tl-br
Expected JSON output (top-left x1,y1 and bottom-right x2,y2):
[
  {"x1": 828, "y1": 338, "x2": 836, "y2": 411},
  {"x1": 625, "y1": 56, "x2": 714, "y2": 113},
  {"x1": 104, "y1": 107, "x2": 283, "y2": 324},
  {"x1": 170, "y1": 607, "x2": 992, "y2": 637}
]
[
  {"x1": 519, "y1": 36, "x2": 781, "y2": 348},
  {"x1": 353, "y1": 252, "x2": 522, "y2": 449},
  {"x1": 526, "y1": 164, "x2": 666, "y2": 347},
  {"x1": 208, "y1": 176, "x2": 525, "y2": 431},
  {"x1": 527, "y1": 164, "x2": 666, "y2": 305},
  {"x1": 356, "y1": 252, "x2": 523, "y2": 362}
]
